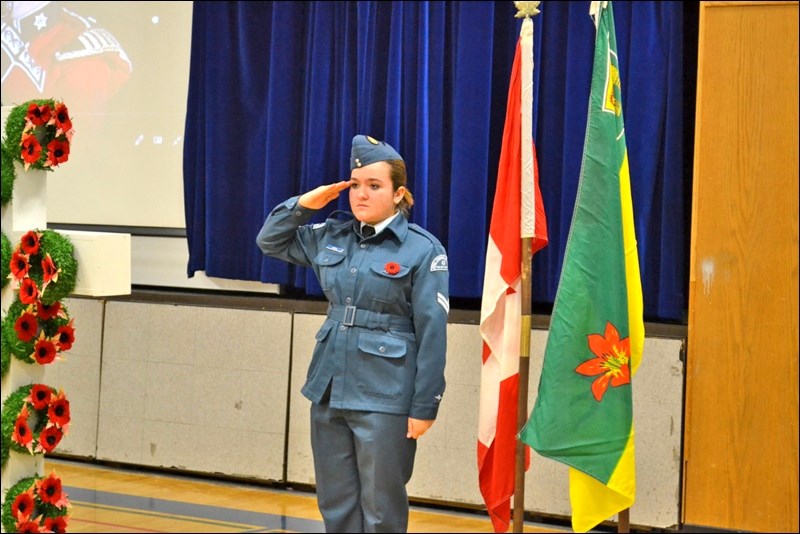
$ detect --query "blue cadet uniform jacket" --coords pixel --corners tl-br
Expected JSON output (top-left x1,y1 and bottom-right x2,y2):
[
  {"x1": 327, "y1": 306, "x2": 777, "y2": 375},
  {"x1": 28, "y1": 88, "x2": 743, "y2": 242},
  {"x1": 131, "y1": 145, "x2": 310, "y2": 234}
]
[{"x1": 256, "y1": 196, "x2": 449, "y2": 420}]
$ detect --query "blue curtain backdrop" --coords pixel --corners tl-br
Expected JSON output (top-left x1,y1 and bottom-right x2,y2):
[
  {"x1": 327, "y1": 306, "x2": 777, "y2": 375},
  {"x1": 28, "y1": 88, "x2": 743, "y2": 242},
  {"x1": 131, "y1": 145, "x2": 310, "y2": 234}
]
[{"x1": 184, "y1": 1, "x2": 691, "y2": 323}]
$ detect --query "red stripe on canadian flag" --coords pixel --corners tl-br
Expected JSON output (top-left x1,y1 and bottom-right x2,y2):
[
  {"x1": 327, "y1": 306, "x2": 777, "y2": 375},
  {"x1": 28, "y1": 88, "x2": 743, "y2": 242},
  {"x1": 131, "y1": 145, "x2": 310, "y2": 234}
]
[{"x1": 478, "y1": 30, "x2": 547, "y2": 533}]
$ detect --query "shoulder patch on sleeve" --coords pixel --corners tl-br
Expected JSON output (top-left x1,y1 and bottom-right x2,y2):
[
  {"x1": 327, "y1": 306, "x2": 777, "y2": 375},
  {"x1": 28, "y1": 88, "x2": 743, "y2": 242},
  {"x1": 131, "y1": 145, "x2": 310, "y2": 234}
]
[{"x1": 430, "y1": 254, "x2": 448, "y2": 272}]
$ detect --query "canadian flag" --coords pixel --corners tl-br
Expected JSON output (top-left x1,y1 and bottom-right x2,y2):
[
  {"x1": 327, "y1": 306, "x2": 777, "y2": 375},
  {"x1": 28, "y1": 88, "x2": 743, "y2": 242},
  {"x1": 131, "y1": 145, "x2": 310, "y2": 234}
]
[{"x1": 477, "y1": 19, "x2": 547, "y2": 533}]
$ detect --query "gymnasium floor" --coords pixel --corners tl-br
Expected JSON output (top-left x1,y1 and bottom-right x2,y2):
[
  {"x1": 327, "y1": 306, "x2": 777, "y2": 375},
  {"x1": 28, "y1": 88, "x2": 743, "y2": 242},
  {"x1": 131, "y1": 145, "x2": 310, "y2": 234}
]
[{"x1": 47, "y1": 458, "x2": 572, "y2": 533}]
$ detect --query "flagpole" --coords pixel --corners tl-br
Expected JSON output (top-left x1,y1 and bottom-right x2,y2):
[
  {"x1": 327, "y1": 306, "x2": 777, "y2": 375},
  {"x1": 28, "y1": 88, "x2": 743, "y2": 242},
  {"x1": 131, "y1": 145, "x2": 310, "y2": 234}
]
[
  {"x1": 513, "y1": 2, "x2": 541, "y2": 532},
  {"x1": 618, "y1": 508, "x2": 630, "y2": 532},
  {"x1": 513, "y1": 237, "x2": 532, "y2": 533}
]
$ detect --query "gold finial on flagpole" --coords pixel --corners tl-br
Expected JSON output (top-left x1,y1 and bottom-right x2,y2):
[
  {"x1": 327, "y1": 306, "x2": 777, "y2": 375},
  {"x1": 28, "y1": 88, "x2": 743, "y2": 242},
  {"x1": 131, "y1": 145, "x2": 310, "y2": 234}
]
[{"x1": 514, "y1": 1, "x2": 541, "y2": 18}]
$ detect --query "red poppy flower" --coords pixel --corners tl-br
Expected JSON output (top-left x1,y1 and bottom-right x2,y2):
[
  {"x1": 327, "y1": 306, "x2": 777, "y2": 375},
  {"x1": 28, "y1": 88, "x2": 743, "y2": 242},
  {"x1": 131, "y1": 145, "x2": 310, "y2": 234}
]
[
  {"x1": 36, "y1": 471, "x2": 65, "y2": 505},
  {"x1": 53, "y1": 103, "x2": 72, "y2": 134},
  {"x1": 56, "y1": 322, "x2": 76, "y2": 351},
  {"x1": 36, "y1": 425, "x2": 64, "y2": 454},
  {"x1": 20, "y1": 278, "x2": 39, "y2": 304},
  {"x1": 29, "y1": 384, "x2": 53, "y2": 410},
  {"x1": 45, "y1": 138, "x2": 70, "y2": 167},
  {"x1": 20, "y1": 133, "x2": 42, "y2": 168},
  {"x1": 15, "y1": 520, "x2": 43, "y2": 534},
  {"x1": 33, "y1": 337, "x2": 57, "y2": 365},
  {"x1": 15, "y1": 312, "x2": 38, "y2": 342},
  {"x1": 37, "y1": 301, "x2": 62, "y2": 321},
  {"x1": 44, "y1": 515, "x2": 69, "y2": 533},
  {"x1": 42, "y1": 253, "x2": 60, "y2": 287},
  {"x1": 26, "y1": 102, "x2": 51, "y2": 126},
  {"x1": 20, "y1": 231, "x2": 41, "y2": 255},
  {"x1": 11, "y1": 250, "x2": 31, "y2": 280},
  {"x1": 11, "y1": 489, "x2": 35, "y2": 520},
  {"x1": 48, "y1": 391, "x2": 71, "y2": 429},
  {"x1": 384, "y1": 262, "x2": 401, "y2": 275},
  {"x1": 574, "y1": 321, "x2": 631, "y2": 402},
  {"x1": 13, "y1": 406, "x2": 33, "y2": 448}
]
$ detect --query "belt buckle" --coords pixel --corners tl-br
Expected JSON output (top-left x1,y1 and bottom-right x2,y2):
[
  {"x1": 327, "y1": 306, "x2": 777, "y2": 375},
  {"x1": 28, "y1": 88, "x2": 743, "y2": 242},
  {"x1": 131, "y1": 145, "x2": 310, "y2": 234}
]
[{"x1": 343, "y1": 305, "x2": 357, "y2": 327}]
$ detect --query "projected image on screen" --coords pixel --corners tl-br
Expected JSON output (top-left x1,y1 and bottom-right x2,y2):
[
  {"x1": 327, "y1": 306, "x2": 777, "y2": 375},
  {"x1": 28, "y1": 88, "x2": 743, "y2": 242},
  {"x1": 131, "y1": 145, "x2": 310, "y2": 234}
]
[{"x1": 1, "y1": 1, "x2": 192, "y2": 228}]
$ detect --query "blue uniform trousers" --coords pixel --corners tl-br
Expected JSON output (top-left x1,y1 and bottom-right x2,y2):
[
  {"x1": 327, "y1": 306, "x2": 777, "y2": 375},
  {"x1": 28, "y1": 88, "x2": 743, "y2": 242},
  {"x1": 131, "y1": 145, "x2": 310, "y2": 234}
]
[{"x1": 310, "y1": 403, "x2": 417, "y2": 533}]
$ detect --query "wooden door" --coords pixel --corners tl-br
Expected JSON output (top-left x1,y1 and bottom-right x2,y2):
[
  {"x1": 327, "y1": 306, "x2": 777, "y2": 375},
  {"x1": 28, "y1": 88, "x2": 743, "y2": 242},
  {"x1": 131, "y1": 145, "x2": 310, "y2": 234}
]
[{"x1": 684, "y1": 2, "x2": 799, "y2": 532}]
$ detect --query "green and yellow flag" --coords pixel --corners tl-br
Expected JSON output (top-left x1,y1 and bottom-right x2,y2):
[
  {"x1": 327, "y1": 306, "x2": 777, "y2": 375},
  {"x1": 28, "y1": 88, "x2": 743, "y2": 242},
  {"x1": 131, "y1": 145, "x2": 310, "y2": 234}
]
[{"x1": 519, "y1": 1, "x2": 644, "y2": 532}]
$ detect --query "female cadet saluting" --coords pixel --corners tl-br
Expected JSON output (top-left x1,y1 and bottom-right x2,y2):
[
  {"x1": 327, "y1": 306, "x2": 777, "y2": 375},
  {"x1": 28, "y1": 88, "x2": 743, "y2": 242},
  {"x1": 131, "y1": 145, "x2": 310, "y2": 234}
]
[{"x1": 256, "y1": 135, "x2": 449, "y2": 533}]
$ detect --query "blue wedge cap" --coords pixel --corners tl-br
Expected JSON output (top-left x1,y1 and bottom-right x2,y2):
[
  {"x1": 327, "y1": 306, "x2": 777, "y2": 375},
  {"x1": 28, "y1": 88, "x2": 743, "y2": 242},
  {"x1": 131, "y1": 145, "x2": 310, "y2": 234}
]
[{"x1": 350, "y1": 135, "x2": 403, "y2": 170}]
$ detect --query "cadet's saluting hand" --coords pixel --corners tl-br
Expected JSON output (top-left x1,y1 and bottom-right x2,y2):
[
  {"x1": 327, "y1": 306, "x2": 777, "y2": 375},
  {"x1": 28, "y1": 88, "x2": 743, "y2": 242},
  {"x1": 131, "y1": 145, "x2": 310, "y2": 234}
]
[{"x1": 298, "y1": 181, "x2": 351, "y2": 210}]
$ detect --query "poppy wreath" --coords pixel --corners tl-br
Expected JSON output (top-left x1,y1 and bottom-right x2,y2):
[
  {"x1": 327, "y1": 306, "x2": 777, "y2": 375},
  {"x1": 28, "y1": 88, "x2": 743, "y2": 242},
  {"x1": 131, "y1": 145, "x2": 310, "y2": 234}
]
[
  {"x1": 0, "y1": 384, "x2": 71, "y2": 470},
  {"x1": 10, "y1": 229, "x2": 78, "y2": 306},
  {"x1": 2, "y1": 99, "x2": 74, "y2": 184},
  {"x1": 0, "y1": 471, "x2": 70, "y2": 533},
  {"x1": 1, "y1": 296, "x2": 75, "y2": 370},
  {"x1": 1, "y1": 230, "x2": 10, "y2": 288}
]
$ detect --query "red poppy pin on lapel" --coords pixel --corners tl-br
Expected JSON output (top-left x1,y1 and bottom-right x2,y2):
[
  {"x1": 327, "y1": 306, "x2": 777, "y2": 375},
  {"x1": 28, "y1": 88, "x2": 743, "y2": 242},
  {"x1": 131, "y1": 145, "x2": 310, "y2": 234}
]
[{"x1": 384, "y1": 262, "x2": 400, "y2": 275}]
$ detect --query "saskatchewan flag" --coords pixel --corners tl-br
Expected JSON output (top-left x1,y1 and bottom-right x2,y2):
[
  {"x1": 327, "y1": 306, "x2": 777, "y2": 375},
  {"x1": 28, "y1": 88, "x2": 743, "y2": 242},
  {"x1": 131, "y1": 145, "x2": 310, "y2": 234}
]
[{"x1": 519, "y1": 2, "x2": 644, "y2": 532}]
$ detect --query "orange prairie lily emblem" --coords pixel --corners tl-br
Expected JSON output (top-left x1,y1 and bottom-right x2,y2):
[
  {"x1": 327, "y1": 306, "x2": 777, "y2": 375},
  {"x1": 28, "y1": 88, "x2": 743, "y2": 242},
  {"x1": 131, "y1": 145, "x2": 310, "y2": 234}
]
[{"x1": 575, "y1": 321, "x2": 631, "y2": 402}]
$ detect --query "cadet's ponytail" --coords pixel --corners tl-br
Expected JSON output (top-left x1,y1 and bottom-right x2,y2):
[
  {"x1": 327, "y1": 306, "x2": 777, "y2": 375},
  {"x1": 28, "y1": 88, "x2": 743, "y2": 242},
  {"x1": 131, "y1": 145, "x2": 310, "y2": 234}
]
[{"x1": 388, "y1": 160, "x2": 414, "y2": 217}]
